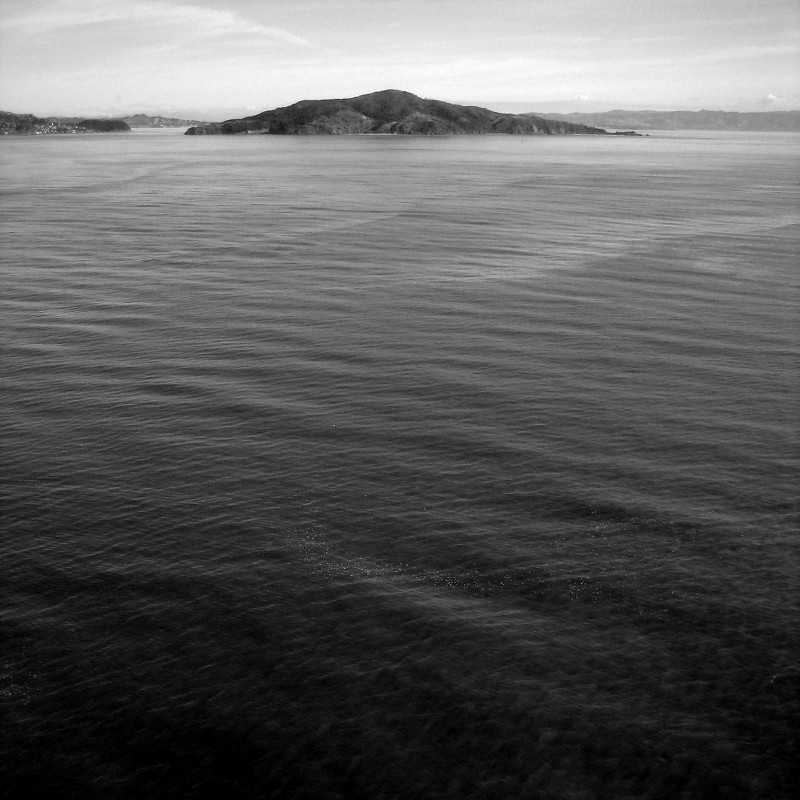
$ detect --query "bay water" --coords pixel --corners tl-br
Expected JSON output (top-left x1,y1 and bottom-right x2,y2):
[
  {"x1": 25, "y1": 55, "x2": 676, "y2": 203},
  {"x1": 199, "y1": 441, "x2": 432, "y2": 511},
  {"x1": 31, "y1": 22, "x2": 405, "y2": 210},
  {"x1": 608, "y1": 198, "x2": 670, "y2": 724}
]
[{"x1": 1, "y1": 129, "x2": 798, "y2": 799}]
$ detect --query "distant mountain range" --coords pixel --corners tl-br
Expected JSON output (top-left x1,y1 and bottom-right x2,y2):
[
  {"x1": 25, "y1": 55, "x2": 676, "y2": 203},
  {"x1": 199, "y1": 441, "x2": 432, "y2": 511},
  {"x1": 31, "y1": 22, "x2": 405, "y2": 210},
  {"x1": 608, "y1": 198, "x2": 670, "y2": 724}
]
[
  {"x1": 528, "y1": 109, "x2": 800, "y2": 132},
  {"x1": 185, "y1": 90, "x2": 612, "y2": 136}
]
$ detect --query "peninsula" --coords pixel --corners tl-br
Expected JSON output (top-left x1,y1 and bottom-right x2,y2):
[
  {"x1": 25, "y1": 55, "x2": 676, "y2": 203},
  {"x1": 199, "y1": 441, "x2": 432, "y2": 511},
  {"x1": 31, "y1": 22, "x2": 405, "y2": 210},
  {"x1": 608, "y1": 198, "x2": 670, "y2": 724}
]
[
  {"x1": 0, "y1": 112, "x2": 130, "y2": 134},
  {"x1": 185, "y1": 89, "x2": 610, "y2": 136}
]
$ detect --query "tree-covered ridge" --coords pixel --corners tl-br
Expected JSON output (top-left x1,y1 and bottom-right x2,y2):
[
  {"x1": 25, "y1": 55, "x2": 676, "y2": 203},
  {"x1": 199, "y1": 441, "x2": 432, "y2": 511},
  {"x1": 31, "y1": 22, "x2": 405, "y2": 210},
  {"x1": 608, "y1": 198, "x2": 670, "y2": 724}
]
[{"x1": 76, "y1": 119, "x2": 131, "y2": 132}]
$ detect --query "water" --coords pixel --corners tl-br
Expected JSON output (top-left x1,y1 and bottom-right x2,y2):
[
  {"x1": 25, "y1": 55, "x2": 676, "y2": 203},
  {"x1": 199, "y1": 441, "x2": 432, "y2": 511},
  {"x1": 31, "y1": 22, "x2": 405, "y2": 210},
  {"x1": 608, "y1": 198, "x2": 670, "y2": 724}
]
[{"x1": 1, "y1": 129, "x2": 798, "y2": 799}]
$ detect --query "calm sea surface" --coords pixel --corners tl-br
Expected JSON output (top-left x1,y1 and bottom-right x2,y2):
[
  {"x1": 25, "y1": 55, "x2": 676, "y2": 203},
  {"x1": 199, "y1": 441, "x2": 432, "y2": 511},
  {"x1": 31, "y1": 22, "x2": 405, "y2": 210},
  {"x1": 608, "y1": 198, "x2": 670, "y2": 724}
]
[{"x1": 1, "y1": 129, "x2": 798, "y2": 799}]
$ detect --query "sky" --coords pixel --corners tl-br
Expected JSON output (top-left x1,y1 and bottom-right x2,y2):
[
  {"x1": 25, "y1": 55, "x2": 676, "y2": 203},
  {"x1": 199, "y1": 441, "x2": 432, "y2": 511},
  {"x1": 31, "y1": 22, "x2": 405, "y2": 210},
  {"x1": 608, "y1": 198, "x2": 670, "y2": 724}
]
[{"x1": 1, "y1": 0, "x2": 798, "y2": 118}]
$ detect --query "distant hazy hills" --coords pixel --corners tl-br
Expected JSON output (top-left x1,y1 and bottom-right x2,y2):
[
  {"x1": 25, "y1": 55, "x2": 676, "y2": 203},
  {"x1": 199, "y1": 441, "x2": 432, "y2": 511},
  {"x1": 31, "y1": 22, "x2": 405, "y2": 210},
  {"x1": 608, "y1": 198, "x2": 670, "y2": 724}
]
[
  {"x1": 185, "y1": 90, "x2": 609, "y2": 136},
  {"x1": 120, "y1": 114, "x2": 209, "y2": 128},
  {"x1": 52, "y1": 113, "x2": 207, "y2": 128},
  {"x1": 530, "y1": 109, "x2": 800, "y2": 132}
]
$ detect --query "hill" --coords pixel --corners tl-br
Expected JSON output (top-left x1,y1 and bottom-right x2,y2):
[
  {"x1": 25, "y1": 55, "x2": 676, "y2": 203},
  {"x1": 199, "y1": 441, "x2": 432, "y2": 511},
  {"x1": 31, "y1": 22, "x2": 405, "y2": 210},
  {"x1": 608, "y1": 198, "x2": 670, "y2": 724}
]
[
  {"x1": 0, "y1": 112, "x2": 130, "y2": 134},
  {"x1": 527, "y1": 109, "x2": 800, "y2": 132},
  {"x1": 77, "y1": 119, "x2": 131, "y2": 132},
  {"x1": 185, "y1": 90, "x2": 609, "y2": 136}
]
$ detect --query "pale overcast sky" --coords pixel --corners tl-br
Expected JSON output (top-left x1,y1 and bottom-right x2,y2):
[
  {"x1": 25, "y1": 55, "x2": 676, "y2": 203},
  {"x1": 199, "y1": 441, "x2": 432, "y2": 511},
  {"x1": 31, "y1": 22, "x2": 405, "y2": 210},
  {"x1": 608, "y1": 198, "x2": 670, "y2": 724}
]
[{"x1": 1, "y1": 0, "x2": 798, "y2": 117}]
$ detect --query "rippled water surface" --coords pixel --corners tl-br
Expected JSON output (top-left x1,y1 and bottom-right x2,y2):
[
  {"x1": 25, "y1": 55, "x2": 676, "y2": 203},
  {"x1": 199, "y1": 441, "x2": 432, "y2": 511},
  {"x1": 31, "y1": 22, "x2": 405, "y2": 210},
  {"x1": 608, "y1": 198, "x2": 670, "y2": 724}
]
[{"x1": 2, "y1": 130, "x2": 799, "y2": 799}]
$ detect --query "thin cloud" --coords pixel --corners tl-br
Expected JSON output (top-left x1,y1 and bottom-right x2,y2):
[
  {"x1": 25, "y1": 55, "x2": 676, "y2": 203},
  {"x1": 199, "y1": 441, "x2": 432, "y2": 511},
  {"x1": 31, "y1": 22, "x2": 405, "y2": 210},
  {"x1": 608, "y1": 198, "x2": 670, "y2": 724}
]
[{"x1": 2, "y1": 0, "x2": 311, "y2": 47}]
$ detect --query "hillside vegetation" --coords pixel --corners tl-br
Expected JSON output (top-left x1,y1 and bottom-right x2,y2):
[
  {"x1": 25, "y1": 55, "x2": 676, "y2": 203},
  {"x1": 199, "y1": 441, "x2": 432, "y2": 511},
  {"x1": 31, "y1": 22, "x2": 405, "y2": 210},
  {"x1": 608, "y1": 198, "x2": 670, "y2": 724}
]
[{"x1": 185, "y1": 90, "x2": 608, "y2": 136}]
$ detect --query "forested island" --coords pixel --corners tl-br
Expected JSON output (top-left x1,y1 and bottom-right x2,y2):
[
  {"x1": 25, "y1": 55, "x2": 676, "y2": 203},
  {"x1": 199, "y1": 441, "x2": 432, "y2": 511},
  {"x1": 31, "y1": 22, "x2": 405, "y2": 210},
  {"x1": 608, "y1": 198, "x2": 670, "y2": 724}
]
[
  {"x1": 76, "y1": 119, "x2": 131, "y2": 132},
  {"x1": 185, "y1": 90, "x2": 611, "y2": 136}
]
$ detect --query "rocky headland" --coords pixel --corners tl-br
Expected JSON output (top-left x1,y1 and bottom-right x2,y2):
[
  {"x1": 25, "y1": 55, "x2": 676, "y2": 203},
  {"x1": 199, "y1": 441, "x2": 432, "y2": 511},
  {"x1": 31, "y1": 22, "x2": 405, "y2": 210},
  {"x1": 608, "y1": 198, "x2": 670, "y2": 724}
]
[{"x1": 185, "y1": 90, "x2": 611, "y2": 136}]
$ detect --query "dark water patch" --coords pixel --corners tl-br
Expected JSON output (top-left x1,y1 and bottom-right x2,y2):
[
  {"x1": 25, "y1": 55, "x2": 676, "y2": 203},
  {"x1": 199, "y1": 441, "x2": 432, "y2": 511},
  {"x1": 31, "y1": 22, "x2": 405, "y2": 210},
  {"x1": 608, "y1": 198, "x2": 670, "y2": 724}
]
[{"x1": 3, "y1": 551, "x2": 796, "y2": 799}]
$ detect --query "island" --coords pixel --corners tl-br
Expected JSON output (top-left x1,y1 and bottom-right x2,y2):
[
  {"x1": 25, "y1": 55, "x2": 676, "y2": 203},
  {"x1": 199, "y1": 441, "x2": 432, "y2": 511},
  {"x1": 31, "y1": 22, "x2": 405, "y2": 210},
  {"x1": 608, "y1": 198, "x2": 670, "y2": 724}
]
[
  {"x1": 76, "y1": 119, "x2": 131, "y2": 132},
  {"x1": 185, "y1": 89, "x2": 612, "y2": 136}
]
